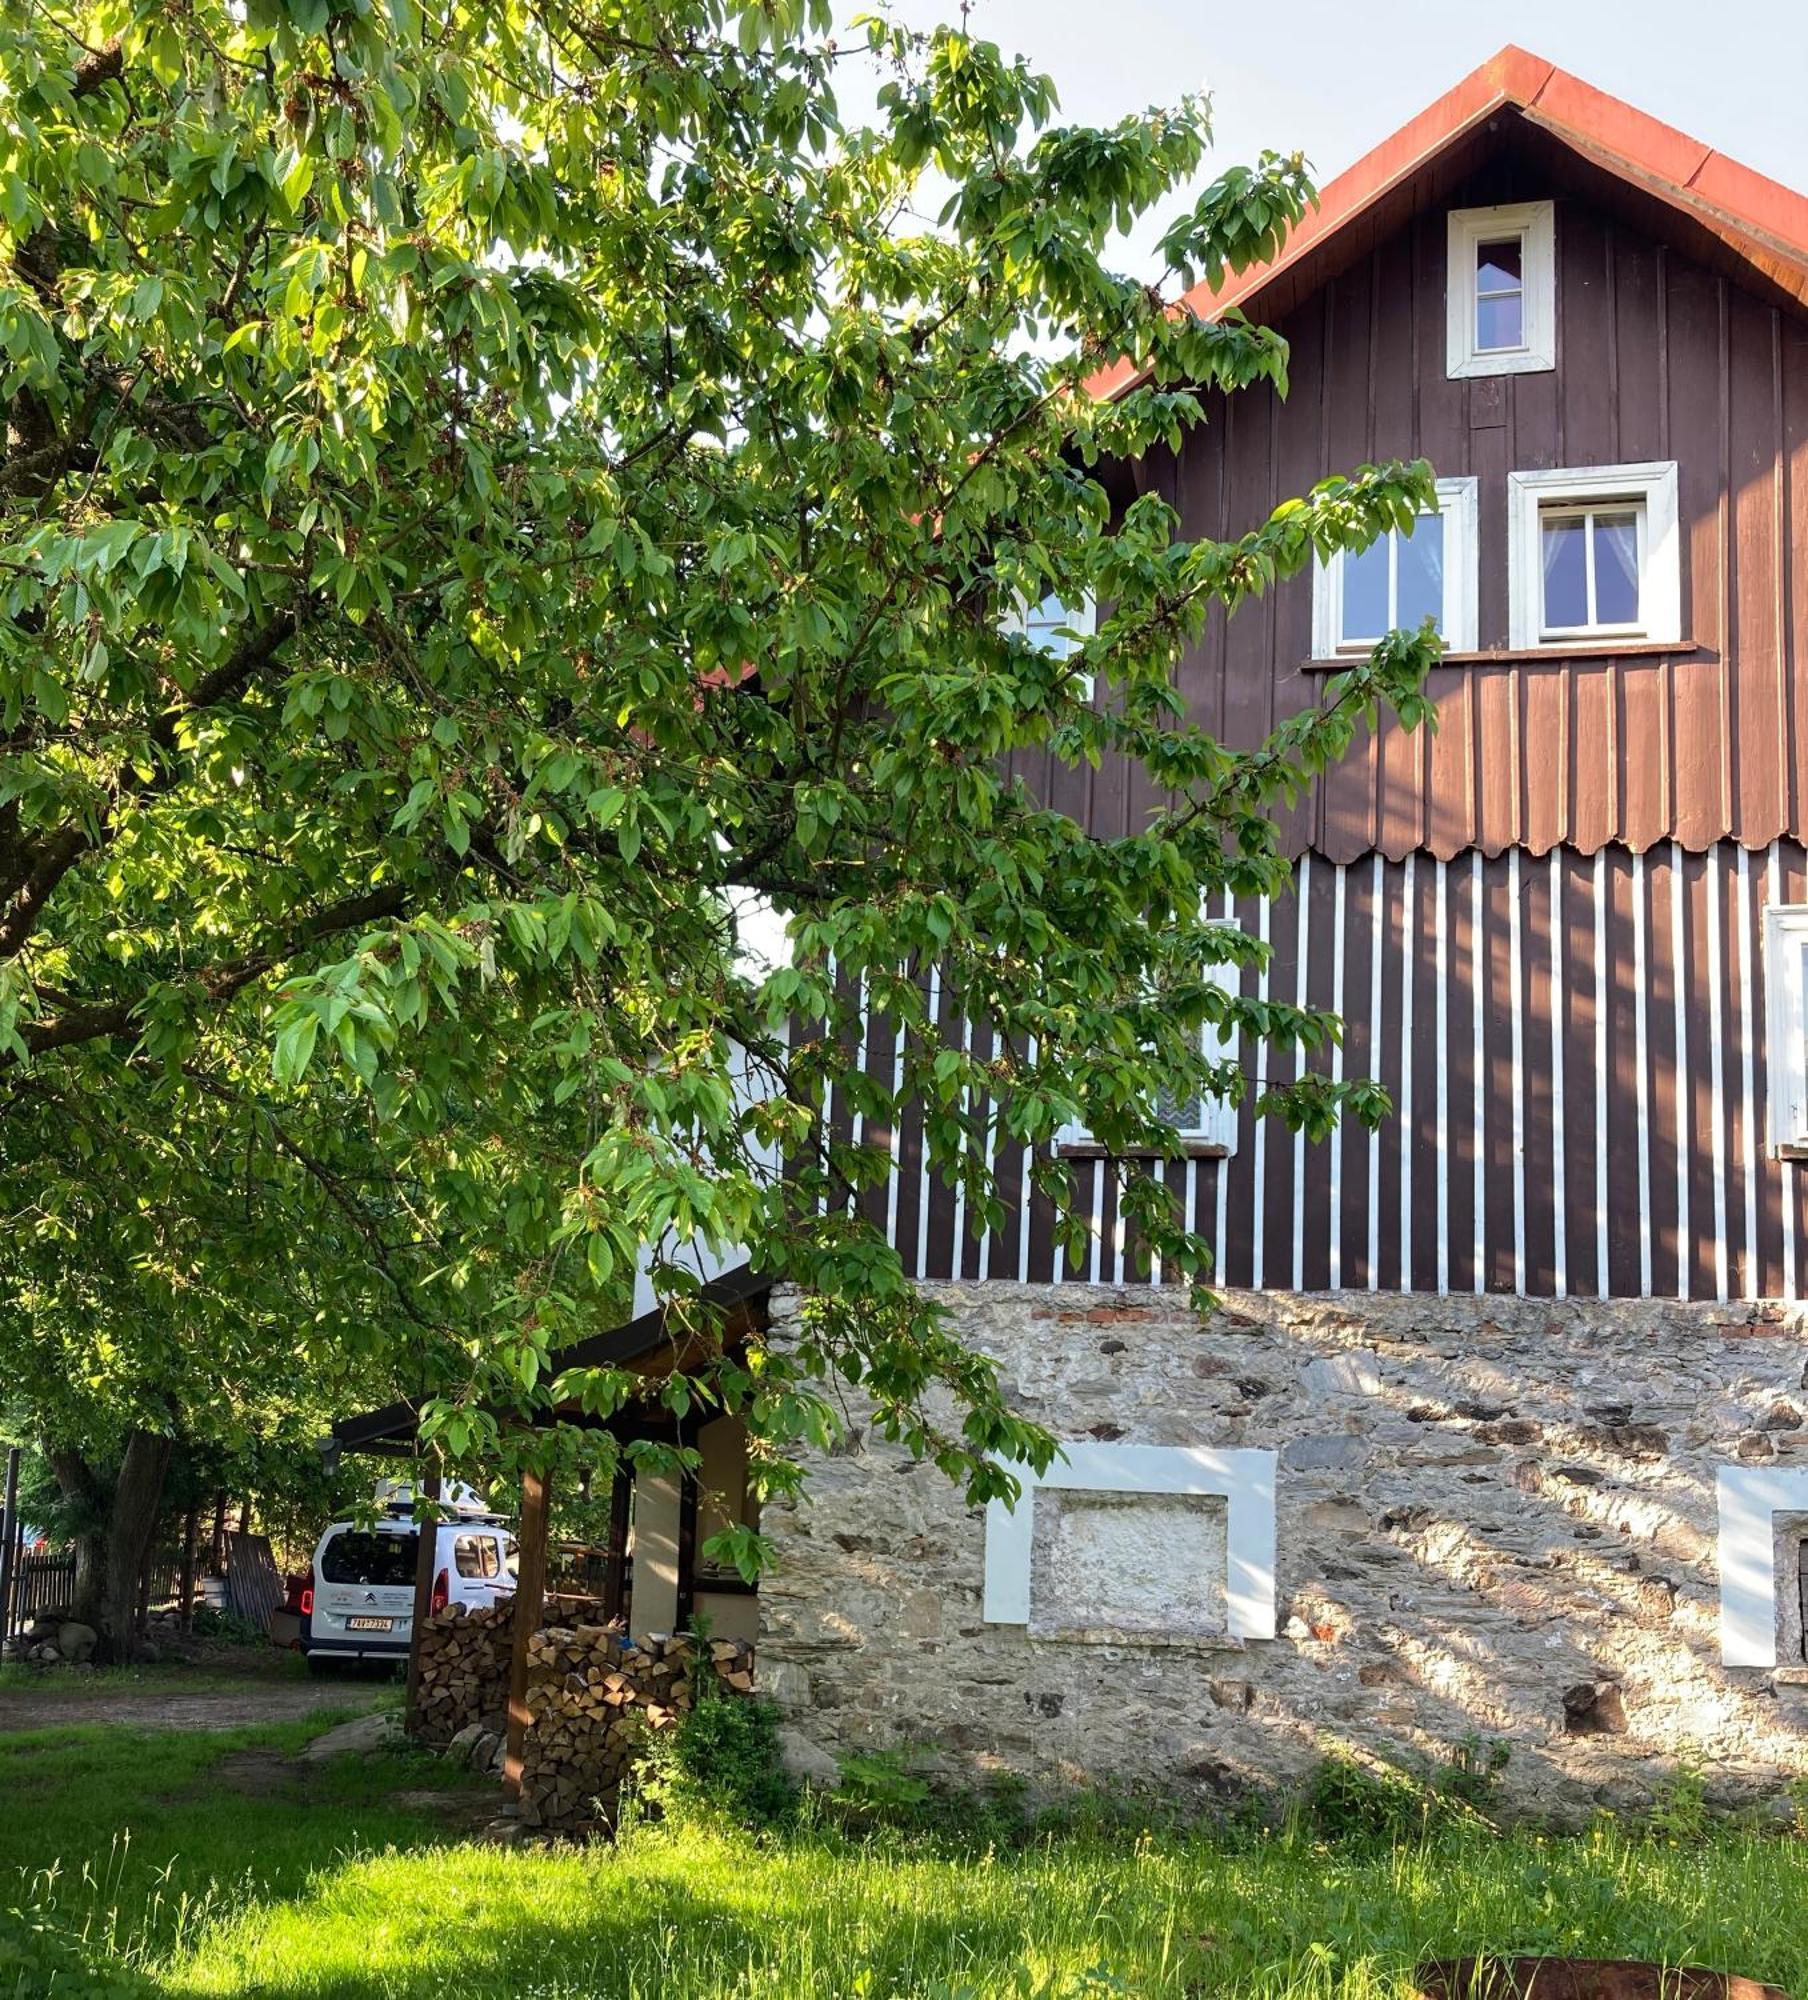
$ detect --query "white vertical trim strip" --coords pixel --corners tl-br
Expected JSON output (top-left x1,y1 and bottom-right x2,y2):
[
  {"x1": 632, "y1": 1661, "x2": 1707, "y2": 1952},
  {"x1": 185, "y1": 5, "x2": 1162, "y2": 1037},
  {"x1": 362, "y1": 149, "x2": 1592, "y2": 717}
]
[
  {"x1": 1251, "y1": 894, "x2": 1270, "y2": 1291},
  {"x1": 822, "y1": 952, "x2": 838, "y2": 1219},
  {"x1": 1214, "y1": 889, "x2": 1232, "y2": 1286},
  {"x1": 1399, "y1": 853, "x2": 1416, "y2": 1289},
  {"x1": 1772, "y1": 850, "x2": 1796, "y2": 1301},
  {"x1": 1329, "y1": 863, "x2": 1346, "y2": 1290},
  {"x1": 1435, "y1": 858, "x2": 1450, "y2": 1296},
  {"x1": 849, "y1": 970, "x2": 867, "y2": 1154},
  {"x1": 951, "y1": 998, "x2": 972, "y2": 1278},
  {"x1": 1593, "y1": 852, "x2": 1608, "y2": 1298},
  {"x1": 1736, "y1": 851, "x2": 1757, "y2": 1300},
  {"x1": 1292, "y1": 855, "x2": 1313, "y2": 1294},
  {"x1": 1367, "y1": 855, "x2": 1384, "y2": 1290},
  {"x1": 1111, "y1": 1160, "x2": 1127, "y2": 1288},
  {"x1": 1633, "y1": 851, "x2": 1653, "y2": 1297},
  {"x1": 1017, "y1": 1034, "x2": 1036, "y2": 1285},
  {"x1": 1548, "y1": 852, "x2": 1567, "y2": 1300},
  {"x1": 885, "y1": 967, "x2": 904, "y2": 1253},
  {"x1": 1472, "y1": 853, "x2": 1485, "y2": 1293},
  {"x1": 1508, "y1": 849, "x2": 1526, "y2": 1294},
  {"x1": 1671, "y1": 840, "x2": 1691, "y2": 1301},
  {"x1": 917, "y1": 964, "x2": 938, "y2": 1279},
  {"x1": 1089, "y1": 1160, "x2": 1104, "y2": 1286},
  {"x1": 1706, "y1": 848, "x2": 1729, "y2": 1303}
]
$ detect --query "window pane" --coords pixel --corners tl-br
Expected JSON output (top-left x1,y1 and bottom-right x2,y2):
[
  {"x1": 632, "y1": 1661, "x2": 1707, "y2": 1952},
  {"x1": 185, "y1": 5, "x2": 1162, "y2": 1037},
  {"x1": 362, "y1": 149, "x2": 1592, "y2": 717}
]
[
  {"x1": 1593, "y1": 511, "x2": 1641, "y2": 625},
  {"x1": 1339, "y1": 536, "x2": 1391, "y2": 643},
  {"x1": 320, "y1": 1531, "x2": 417, "y2": 1586},
  {"x1": 1395, "y1": 514, "x2": 1445, "y2": 632},
  {"x1": 1025, "y1": 590, "x2": 1077, "y2": 657},
  {"x1": 1476, "y1": 289, "x2": 1524, "y2": 350},
  {"x1": 1476, "y1": 238, "x2": 1522, "y2": 291},
  {"x1": 454, "y1": 1534, "x2": 484, "y2": 1578},
  {"x1": 1540, "y1": 515, "x2": 1589, "y2": 629}
]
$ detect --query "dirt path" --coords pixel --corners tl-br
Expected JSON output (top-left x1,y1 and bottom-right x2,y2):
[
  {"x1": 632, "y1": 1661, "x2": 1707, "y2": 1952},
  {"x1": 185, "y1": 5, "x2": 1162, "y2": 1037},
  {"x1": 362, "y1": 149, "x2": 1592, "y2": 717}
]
[{"x1": 0, "y1": 1677, "x2": 388, "y2": 1734}]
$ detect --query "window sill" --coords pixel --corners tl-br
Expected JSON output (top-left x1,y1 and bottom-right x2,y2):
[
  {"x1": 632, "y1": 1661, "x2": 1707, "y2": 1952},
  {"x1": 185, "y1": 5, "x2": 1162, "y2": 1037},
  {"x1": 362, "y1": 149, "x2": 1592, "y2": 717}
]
[
  {"x1": 1056, "y1": 1142, "x2": 1233, "y2": 1161},
  {"x1": 1302, "y1": 640, "x2": 1712, "y2": 672}
]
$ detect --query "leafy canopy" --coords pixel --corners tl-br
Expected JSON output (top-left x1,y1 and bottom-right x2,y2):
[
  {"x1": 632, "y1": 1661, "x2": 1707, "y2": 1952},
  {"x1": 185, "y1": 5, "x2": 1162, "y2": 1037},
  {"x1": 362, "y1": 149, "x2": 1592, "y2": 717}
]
[{"x1": 0, "y1": 0, "x2": 1438, "y2": 1548}]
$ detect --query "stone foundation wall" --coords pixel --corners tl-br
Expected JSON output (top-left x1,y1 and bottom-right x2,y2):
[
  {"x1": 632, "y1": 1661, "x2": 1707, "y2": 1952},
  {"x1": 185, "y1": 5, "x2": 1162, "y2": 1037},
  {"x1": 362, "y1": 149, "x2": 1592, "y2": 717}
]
[{"x1": 758, "y1": 1284, "x2": 1808, "y2": 1821}]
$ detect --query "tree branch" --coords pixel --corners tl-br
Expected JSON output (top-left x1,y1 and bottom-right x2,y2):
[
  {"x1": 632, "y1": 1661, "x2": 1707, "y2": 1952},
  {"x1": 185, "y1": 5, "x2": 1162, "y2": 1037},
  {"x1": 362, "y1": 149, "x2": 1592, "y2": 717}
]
[{"x1": 8, "y1": 878, "x2": 410, "y2": 1064}]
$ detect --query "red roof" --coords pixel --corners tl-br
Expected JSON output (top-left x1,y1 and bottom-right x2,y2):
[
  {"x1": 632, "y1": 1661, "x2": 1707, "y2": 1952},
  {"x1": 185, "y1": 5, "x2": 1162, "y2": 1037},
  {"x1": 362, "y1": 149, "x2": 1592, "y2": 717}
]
[{"x1": 1091, "y1": 45, "x2": 1808, "y2": 400}]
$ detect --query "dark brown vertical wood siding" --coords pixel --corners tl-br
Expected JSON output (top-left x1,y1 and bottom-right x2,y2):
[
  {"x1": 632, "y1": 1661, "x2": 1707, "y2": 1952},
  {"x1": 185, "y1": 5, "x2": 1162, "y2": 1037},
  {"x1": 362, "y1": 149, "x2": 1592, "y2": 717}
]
[
  {"x1": 1013, "y1": 162, "x2": 1808, "y2": 863},
  {"x1": 870, "y1": 841, "x2": 1808, "y2": 1302}
]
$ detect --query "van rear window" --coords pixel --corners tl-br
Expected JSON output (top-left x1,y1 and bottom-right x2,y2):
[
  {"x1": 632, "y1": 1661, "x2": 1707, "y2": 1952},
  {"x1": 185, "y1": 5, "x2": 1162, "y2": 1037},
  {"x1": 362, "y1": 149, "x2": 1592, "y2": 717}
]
[{"x1": 320, "y1": 1531, "x2": 417, "y2": 1586}]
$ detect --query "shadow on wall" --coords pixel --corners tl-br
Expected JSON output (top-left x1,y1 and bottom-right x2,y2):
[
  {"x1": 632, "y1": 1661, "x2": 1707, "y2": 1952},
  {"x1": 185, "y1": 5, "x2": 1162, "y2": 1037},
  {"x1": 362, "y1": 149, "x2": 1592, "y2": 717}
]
[{"x1": 757, "y1": 1283, "x2": 1808, "y2": 1821}]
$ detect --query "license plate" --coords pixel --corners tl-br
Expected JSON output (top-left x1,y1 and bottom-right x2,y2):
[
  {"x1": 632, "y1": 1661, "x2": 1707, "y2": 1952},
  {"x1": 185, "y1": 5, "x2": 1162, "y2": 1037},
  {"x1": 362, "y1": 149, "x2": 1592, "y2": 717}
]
[{"x1": 346, "y1": 1616, "x2": 394, "y2": 1633}]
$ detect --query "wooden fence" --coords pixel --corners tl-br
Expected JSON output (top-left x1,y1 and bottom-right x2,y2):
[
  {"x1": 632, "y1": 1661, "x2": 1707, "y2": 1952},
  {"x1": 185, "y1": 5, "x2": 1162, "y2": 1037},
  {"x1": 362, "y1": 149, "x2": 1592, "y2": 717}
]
[{"x1": 5, "y1": 1552, "x2": 75, "y2": 1635}]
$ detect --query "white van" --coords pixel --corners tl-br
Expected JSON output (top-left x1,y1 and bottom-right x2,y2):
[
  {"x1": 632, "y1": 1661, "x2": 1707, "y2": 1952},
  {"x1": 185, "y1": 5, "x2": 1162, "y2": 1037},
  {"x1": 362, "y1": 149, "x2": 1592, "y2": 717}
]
[{"x1": 303, "y1": 1515, "x2": 518, "y2": 1670}]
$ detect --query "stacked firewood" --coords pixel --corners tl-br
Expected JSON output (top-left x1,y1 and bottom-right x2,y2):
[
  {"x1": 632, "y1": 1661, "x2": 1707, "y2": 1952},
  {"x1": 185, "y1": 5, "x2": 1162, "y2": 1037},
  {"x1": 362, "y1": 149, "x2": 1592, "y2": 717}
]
[
  {"x1": 517, "y1": 1625, "x2": 756, "y2": 1829},
  {"x1": 414, "y1": 1598, "x2": 513, "y2": 1744}
]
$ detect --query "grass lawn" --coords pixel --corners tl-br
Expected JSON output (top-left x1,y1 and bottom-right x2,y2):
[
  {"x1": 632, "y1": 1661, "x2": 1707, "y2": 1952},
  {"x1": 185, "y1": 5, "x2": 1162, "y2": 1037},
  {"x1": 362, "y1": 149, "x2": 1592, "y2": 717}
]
[{"x1": 3, "y1": 1713, "x2": 1807, "y2": 1998}]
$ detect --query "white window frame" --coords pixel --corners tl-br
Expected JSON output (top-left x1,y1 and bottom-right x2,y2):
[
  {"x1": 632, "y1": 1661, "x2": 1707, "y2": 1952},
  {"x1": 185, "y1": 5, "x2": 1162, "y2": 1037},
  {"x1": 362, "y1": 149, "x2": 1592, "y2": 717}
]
[
  {"x1": 1055, "y1": 921, "x2": 1242, "y2": 1157},
  {"x1": 1446, "y1": 201, "x2": 1556, "y2": 378},
  {"x1": 1763, "y1": 904, "x2": 1808, "y2": 1157},
  {"x1": 1311, "y1": 476, "x2": 1479, "y2": 660},
  {"x1": 1006, "y1": 589, "x2": 1096, "y2": 700},
  {"x1": 1506, "y1": 461, "x2": 1681, "y2": 648},
  {"x1": 1717, "y1": 1465, "x2": 1808, "y2": 1665},
  {"x1": 983, "y1": 1441, "x2": 1277, "y2": 1642}
]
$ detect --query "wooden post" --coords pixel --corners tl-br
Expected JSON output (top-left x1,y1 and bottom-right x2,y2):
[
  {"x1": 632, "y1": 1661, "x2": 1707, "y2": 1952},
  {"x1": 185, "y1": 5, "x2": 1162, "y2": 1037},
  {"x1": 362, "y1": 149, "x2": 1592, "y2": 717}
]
[
  {"x1": 674, "y1": 1468, "x2": 699, "y2": 1635},
  {"x1": 403, "y1": 1465, "x2": 442, "y2": 1737},
  {"x1": 0, "y1": 1448, "x2": 18, "y2": 1643},
  {"x1": 209, "y1": 1490, "x2": 228, "y2": 1575},
  {"x1": 134, "y1": 1531, "x2": 154, "y2": 1643},
  {"x1": 502, "y1": 1463, "x2": 552, "y2": 1799},
  {"x1": 178, "y1": 1506, "x2": 200, "y2": 1632},
  {"x1": 601, "y1": 1469, "x2": 631, "y2": 1626}
]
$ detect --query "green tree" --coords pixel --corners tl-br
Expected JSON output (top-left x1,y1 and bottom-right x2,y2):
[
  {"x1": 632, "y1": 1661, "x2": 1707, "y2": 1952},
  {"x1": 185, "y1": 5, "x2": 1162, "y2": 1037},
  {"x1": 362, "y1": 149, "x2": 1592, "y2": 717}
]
[{"x1": 0, "y1": 0, "x2": 1438, "y2": 1657}]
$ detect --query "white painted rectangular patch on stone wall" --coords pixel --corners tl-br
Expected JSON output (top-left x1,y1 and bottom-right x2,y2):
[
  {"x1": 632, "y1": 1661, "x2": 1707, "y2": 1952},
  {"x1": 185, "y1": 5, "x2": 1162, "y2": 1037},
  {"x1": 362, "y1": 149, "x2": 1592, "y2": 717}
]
[
  {"x1": 983, "y1": 1442, "x2": 1276, "y2": 1642},
  {"x1": 1718, "y1": 1465, "x2": 1808, "y2": 1666}
]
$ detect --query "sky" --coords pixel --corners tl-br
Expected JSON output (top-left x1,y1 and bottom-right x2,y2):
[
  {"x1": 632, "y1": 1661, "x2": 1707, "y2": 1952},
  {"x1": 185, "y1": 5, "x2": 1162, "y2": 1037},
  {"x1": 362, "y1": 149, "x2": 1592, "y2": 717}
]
[{"x1": 877, "y1": 0, "x2": 1808, "y2": 273}]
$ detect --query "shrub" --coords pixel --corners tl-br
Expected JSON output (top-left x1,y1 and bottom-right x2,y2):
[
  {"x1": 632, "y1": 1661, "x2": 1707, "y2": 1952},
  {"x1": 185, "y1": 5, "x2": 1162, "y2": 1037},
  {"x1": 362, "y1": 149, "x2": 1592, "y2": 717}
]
[{"x1": 632, "y1": 1694, "x2": 797, "y2": 1832}]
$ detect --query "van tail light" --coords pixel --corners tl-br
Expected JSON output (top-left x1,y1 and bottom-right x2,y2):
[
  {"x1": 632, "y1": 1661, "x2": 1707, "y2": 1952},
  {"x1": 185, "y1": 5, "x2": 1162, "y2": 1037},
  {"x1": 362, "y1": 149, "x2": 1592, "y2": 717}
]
[
  {"x1": 299, "y1": 1586, "x2": 313, "y2": 1617},
  {"x1": 430, "y1": 1568, "x2": 449, "y2": 1617}
]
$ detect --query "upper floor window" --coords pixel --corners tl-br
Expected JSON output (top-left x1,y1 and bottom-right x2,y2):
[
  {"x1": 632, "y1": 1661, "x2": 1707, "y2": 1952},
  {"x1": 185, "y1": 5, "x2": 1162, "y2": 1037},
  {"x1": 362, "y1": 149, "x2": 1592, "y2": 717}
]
[
  {"x1": 1311, "y1": 476, "x2": 1478, "y2": 659},
  {"x1": 1056, "y1": 924, "x2": 1242, "y2": 1158},
  {"x1": 1764, "y1": 905, "x2": 1808, "y2": 1157},
  {"x1": 1446, "y1": 202, "x2": 1555, "y2": 378},
  {"x1": 1006, "y1": 590, "x2": 1095, "y2": 698},
  {"x1": 1506, "y1": 462, "x2": 1681, "y2": 648}
]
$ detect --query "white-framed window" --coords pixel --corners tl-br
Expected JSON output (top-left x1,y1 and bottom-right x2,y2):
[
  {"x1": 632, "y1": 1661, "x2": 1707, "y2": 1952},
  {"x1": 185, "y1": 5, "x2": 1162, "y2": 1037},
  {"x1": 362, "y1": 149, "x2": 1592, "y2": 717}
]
[
  {"x1": 1056, "y1": 923, "x2": 1241, "y2": 1157},
  {"x1": 1763, "y1": 904, "x2": 1808, "y2": 1157},
  {"x1": 1006, "y1": 590, "x2": 1096, "y2": 699},
  {"x1": 1506, "y1": 461, "x2": 1681, "y2": 648},
  {"x1": 1311, "y1": 476, "x2": 1479, "y2": 659},
  {"x1": 1446, "y1": 201, "x2": 1556, "y2": 378}
]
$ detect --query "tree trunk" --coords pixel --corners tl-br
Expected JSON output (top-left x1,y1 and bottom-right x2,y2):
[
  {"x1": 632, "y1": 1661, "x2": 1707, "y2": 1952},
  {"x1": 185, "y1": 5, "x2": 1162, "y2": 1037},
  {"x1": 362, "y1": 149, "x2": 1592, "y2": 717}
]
[
  {"x1": 48, "y1": 1448, "x2": 103, "y2": 1626},
  {"x1": 178, "y1": 1506, "x2": 199, "y2": 1632},
  {"x1": 93, "y1": 1432, "x2": 171, "y2": 1662}
]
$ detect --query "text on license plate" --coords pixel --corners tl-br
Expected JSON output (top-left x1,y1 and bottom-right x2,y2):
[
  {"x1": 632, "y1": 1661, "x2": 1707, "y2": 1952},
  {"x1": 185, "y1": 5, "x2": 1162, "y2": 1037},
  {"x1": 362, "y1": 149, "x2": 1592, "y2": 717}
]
[{"x1": 346, "y1": 1616, "x2": 394, "y2": 1632}]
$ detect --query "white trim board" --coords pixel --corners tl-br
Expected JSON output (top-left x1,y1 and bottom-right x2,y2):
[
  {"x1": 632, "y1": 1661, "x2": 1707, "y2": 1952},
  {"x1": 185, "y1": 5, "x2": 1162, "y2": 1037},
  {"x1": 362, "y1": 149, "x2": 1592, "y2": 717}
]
[
  {"x1": 1717, "y1": 1464, "x2": 1808, "y2": 1666},
  {"x1": 982, "y1": 1441, "x2": 1277, "y2": 1640}
]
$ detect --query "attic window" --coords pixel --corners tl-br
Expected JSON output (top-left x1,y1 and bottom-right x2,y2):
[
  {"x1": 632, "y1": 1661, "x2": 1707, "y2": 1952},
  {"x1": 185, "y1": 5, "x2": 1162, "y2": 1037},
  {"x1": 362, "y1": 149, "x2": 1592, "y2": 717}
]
[
  {"x1": 1311, "y1": 477, "x2": 1478, "y2": 658},
  {"x1": 1446, "y1": 202, "x2": 1555, "y2": 378}
]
